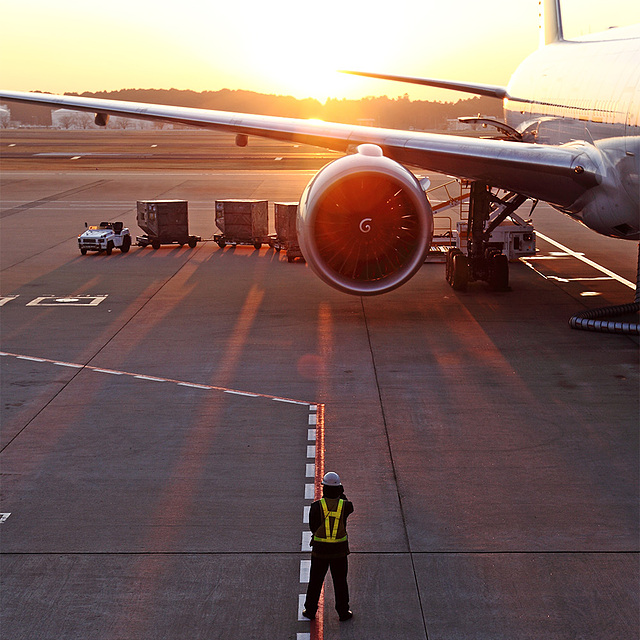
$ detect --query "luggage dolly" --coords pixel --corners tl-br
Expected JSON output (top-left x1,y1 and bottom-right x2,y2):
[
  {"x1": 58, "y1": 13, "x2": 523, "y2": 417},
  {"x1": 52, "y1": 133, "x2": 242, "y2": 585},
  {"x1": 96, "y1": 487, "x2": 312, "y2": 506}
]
[{"x1": 136, "y1": 234, "x2": 201, "y2": 250}]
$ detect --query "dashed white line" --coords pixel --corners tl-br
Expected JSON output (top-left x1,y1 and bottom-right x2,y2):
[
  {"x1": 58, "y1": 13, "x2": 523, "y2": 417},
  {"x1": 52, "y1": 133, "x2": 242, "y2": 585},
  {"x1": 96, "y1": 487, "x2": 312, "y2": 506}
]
[
  {"x1": 298, "y1": 594, "x2": 308, "y2": 621},
  {"x1": 0, "y1": 513, "x2": 11, "y2": 523},
  {"x1": 93, "y1": 369, "x2": 124, "y2": 375},
  {"x1": 303, "y1": 506, "x2": 310, "y2": 523},
  {"x1": 134, "y1": 375, "x2": 166, "y2": 382},
  {"x1": 224, "y1": 390, "x2": 259, "y2": 397},
  {"x1": 17, "y1": 356, "x2": 46, "y2": 362},
  {"x1": 305, "y1": 484, "x2": 315, "y2": 499},
  {"x1": 307, "y1": 445, "x2": 316, "y2": 458},
  {"x1": 308, "y1": 414, "x2": 317, "y2": 426},
  {"x1": 301, "y1": 531, "x2": 312, "y2": 551},
  {"x1": 305, "y1": 463, "x2": 315, "y2": 477},
  {"x1": 53, "y1": 362, "x2": 82, "y2": 368},
  {"x1": 299, "y1": 560, "x2": 311, "y2": 583},
  {"x1": 178, "y1": 382, "x2": 212, "y2": 389},
  {"x1": 308, "y1": 429, "x2": 316, "y2": 441}
]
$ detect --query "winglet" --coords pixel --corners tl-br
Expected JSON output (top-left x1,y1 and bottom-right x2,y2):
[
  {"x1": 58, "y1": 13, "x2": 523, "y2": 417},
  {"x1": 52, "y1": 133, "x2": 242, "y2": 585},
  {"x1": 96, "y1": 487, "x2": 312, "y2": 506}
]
[{"x1": 541, "y1": 0, "x2": 564, "y2": 46}]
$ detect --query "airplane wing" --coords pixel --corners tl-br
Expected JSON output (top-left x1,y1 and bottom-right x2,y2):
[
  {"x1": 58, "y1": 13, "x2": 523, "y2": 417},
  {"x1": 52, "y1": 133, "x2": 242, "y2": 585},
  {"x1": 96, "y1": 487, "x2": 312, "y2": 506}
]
[
  {"x1": 339, "y1": 70, "x2": 509, "y2": 99},
  {"x1": 0, "y1": 89, "x2": 599, "y2": 209}
]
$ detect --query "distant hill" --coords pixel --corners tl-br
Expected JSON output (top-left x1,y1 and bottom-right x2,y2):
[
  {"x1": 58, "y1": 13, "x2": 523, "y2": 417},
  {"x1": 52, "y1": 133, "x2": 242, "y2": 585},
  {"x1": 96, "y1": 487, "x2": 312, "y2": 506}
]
[{"x1": 6, "y1": 88, "x2": 502, "y2": 130}]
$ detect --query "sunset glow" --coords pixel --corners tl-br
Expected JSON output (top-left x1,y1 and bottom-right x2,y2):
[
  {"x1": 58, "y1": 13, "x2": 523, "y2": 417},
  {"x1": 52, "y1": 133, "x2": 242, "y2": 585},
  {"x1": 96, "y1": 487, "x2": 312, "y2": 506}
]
[{"x1": 1, "y1": 0, "x2": 638, "y2": 102}]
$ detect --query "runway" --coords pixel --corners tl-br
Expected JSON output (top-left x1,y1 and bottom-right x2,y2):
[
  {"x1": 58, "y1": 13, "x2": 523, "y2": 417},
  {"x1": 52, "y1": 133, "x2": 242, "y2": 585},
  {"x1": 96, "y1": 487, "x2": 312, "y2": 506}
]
[{"x1": 1, "y1": 159, "x2": 638, "y2": 639}]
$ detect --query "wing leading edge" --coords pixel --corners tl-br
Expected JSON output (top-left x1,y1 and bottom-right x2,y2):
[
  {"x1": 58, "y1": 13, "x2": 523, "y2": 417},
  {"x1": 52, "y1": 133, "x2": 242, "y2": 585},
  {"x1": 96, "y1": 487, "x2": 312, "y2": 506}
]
[{"x1": 0, "y1": 89, "x2": 599, "y2": 210}]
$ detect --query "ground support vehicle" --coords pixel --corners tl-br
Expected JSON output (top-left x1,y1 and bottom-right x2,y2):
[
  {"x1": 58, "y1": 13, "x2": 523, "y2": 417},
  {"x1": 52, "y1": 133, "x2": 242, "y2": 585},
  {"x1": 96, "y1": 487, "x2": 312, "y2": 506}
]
[
  {"x1": 269, "y1": 202, "x2": 305, "y2": 263},
  {"x1": 136, "y1": 200, "x2": 201, "y2": 250},
  {"x1": 78, "y1": 221, "x2": 131, "y2": 255},
  {"x1": 214, "y1": 199, "x2": 269, "y2": 250}
]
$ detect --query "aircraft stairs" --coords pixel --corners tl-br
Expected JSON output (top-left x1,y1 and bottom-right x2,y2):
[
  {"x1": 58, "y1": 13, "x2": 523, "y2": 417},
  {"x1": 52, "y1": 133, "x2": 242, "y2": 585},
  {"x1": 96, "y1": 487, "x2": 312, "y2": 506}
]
[{"x1": 424, "y1": 179, "x2": 470, "y2": 262}]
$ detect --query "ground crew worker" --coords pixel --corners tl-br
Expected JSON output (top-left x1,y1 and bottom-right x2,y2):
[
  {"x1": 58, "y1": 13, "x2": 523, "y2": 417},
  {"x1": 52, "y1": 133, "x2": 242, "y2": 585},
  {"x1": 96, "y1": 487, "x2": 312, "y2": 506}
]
[{"x1": 302, "y1": 471, "x2": 354, "y2": 622}]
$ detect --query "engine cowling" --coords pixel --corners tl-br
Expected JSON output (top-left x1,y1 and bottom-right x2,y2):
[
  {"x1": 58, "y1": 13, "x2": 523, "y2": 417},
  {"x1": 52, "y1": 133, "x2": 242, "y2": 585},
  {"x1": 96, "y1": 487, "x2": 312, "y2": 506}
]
[{"x1": 297, "y1": 144, "x2": 434, "y2": 296}]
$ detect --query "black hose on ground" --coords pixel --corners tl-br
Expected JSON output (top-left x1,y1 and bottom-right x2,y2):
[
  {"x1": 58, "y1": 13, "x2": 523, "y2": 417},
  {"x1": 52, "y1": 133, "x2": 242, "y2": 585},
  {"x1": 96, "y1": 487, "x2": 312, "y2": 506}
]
[{"x1": 569, "y1": 243, "x2": 639, "y2": 335}]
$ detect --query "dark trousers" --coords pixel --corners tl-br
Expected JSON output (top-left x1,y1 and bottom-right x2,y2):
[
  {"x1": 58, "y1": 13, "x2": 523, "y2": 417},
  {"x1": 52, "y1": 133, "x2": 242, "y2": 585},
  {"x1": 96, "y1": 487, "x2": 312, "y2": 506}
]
[{"x1": 304, "y1": 555, "x2": 349, "y2": 616}]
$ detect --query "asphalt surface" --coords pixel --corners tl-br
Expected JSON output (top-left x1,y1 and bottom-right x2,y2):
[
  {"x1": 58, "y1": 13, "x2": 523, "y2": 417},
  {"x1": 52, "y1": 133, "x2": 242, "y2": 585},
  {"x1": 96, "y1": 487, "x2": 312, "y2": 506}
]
[{"x1": 1, "y1": 138, "x2": 638, "y2": 639}]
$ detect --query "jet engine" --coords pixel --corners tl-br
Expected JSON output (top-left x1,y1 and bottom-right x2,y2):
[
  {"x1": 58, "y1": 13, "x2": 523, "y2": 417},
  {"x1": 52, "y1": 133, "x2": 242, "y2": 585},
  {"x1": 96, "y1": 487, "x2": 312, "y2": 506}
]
[{"x1": 297, "y1": 144, "x2": 433, "y2": 295}]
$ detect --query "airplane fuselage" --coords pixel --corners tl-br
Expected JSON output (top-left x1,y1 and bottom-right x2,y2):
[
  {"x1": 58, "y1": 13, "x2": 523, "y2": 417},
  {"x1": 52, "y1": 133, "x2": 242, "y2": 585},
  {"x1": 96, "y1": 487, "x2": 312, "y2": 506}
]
[{"x1": 505, "y1": 25, "x2": 640, "y2": 240}]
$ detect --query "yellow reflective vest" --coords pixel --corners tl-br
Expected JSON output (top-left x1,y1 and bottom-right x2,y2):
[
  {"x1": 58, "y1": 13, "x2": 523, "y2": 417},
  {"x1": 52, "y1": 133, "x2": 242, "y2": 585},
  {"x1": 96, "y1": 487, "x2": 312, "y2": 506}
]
[{"x1": 312, "y1": 498, "x2": 348, "y2": 543}]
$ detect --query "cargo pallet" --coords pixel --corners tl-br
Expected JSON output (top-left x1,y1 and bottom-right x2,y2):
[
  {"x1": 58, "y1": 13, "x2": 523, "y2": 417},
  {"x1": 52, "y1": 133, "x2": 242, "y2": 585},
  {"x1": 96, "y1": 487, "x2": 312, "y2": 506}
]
[
  {"x1": 214, "y1": 199, "x2": 270, "y2": 251},
  {"x1": 268, "y1": 202, "x2": 305, "y2": 263},
  {"x1": 136, "y1": 200, "x2": 201, "y2": 250}
]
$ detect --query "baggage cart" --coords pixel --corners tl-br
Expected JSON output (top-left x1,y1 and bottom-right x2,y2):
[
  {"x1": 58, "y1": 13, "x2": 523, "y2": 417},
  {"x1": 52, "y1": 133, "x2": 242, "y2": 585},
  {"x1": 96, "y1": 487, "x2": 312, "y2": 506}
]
[
  {"x1": 269, "y1": 202, "x2": 305, "y2": 262},
  {"x1": 136, "y1": 200, "x2": 201, "y2": 249},
  {"x1": 214, "y1": 199, "x2": 269, "y2": 249}
]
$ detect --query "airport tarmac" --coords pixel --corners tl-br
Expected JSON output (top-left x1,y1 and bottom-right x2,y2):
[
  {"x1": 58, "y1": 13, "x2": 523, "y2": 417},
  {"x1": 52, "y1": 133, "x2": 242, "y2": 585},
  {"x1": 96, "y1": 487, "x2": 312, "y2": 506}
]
[{"x1": 1, "y1": 153, "x2": 638, "y2": 638}]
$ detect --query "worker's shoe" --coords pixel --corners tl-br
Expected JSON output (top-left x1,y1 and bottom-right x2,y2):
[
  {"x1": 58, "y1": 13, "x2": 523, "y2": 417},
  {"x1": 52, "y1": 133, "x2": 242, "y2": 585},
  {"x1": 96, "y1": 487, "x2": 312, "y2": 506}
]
[
  {"x1": 339, "y1": 610, "x2": 353, "y2": 621},
  {"x1": 302, "y1": 609, "x2": 315, "y2": 620}
]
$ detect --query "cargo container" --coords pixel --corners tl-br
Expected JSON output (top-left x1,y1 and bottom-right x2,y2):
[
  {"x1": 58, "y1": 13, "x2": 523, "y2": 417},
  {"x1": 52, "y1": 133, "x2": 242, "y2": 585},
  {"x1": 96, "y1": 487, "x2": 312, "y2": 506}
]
[
  {"x1": 270, "y1": 202, "x2": 304, "y2": 262},
  {"x1": 214, "y1": 199, "x2": 269, "y2": 249},
  {"x1": 136, "y1": 200, "x2": 200, "y2": 249}
]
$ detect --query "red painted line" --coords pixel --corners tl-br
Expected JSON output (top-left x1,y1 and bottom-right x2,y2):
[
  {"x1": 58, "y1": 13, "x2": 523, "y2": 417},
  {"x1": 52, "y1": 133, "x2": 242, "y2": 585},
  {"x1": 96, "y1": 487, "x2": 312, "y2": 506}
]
[{"x1": 311, "y1": 403, "x2": 325, "y2": 640}]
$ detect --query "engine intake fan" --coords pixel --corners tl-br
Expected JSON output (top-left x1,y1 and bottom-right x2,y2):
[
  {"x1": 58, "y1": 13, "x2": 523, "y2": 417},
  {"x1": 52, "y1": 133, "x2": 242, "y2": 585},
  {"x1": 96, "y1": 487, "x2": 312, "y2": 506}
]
[{"x1": 297, "y1": 144, "x2": 433, "y2": 295}]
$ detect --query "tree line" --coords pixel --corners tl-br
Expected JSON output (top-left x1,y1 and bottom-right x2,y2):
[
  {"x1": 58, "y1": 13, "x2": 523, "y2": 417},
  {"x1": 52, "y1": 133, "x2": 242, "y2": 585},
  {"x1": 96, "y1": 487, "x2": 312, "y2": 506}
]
[{"x1": 7, "y1": 88, "x2": 503, "y2": 130}]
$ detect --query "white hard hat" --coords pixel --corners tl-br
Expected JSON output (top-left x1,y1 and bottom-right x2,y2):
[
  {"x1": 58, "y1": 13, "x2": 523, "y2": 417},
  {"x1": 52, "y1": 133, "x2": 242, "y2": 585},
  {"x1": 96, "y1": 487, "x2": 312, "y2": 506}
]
[{"x1": 322, "y1": 471, "x2": 341, "y2": 486}]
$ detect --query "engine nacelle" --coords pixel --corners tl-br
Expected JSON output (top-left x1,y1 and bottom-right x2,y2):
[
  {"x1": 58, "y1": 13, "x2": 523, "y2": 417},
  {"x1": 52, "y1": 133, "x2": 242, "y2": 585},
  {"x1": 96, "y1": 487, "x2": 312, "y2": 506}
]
[{"x1": 297, "y1": 144, "x2": 433, "y2": 296}]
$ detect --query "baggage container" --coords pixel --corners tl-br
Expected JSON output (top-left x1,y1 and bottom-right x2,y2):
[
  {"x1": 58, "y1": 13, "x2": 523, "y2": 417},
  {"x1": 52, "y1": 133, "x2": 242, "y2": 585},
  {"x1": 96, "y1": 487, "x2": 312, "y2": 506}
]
[
  {"x1": 136, "y1": 200, "x2": 200, "y2": 249},
  {"x1": 270, "y1": 202, "x2": 304, "y2": 262},
  {"x1": 214, "y1": 199, "x2": 269, "y2": 249}
]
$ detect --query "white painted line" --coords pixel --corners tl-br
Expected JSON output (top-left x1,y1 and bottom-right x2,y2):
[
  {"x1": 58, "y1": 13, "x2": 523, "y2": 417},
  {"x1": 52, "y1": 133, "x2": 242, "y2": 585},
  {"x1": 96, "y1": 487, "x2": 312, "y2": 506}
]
[
  {"x1": 303, "y1": 506, "x2": 310, "y2": 523},
  {"x1": 134, "y1": 375, "x2": 166, "y2": 382},
  {"x1": 17, "y1": 356, "x2": 46, "y2": 362},
  {"x1": 297, "y1": 634, "x2": 310, "y2": 640},
  {"x1": 272, "y1": 398, "x2": 310, "y2": 405},
  {"x1": 26, "y1": 295, "x2": 108, "y2": 306},
  {"x1": 178, "y1": 382, "x2": 212, "y2": 389},
  {"x1": 308, "y1": 429, "x2": 316, "y2": 441},
  {"x1": 309, "y1": 404, "x2": 317, "y2": 412},
  {"x1": 306, "y1": 463, "x2": 315, "y2": 478},
  {"x1": 301, "y1": 531, "x2": 312, "y2": 551},
  {"x1": 0, "y1": 295, "x2": 18, "y2": 306},
  {"x1": 224, "y1": 390, "x2": 260, "y2": 397},
  {"x1": 300, "y1": 560, "x2": 311, "y2": 583},
  {"x1": 307, "y1": 445, "x2": 316, "y2": 458},
  {"x1": 298, "y1": 594, "x2": 308, "y2": 621},
  {"x1": 535, "y1": 231, "x2": 636, "y2": 290},
  {"x1": 53, "y1": 362, "x2": 82, "y2": 368},
  {"x1": 0, "y1": 352, "x2": 9, "y2": 356},
  {"x1": 305, "y1": 484, "x2": 315, "y2": 499},
  {"x1": 0, "y1": 513, "x2": 11, "y2": 523},
  {"x1": 308, "y1": 414, "x2": 317, "y2": 426},
  {"x1": 92, "y1": 368, "x2": 124, "y2": 375}
]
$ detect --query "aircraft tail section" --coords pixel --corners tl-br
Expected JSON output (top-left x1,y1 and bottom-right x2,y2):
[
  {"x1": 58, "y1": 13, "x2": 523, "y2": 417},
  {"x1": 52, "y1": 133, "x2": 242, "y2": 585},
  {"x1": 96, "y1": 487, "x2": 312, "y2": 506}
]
[{"x1": 541, "y1": 0, "x2": 564, "y2": 46}]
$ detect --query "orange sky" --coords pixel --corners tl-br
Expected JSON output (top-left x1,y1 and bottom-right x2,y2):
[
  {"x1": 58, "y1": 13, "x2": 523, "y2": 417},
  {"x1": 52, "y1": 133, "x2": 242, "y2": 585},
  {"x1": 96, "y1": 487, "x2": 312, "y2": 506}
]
[{"x1": 1, "y1": 0, "x2": 638, "y2": 102}]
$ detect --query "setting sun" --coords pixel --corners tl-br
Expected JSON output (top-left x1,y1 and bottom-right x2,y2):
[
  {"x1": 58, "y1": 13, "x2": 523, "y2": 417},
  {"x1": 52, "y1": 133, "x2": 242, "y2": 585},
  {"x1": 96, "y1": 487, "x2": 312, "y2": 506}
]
[{"x1": 1, "y1": 1, "x2": 639, "y2": 101}]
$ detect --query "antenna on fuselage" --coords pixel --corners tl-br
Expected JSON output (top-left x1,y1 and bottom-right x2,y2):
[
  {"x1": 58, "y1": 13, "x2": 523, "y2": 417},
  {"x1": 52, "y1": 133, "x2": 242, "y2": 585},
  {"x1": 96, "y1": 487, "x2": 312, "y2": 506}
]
[{"x1": 540, "y1": 0, "x2": 564, "y2": 46}]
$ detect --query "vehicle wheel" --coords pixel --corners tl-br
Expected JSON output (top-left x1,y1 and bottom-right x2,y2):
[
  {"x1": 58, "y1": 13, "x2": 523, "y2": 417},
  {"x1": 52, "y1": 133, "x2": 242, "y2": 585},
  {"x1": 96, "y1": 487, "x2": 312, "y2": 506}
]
[
  {"x1": 151, "y1": 239, "x2": 161, "y2": 250},
  {"x1": 253, "y1": 241, "x2": 262, "y2": 250},
  {"x1": 120, "y1": 235, "x2": 131, "y2": 253},
  {"x1": 188, "y1": 236, "x2": 197, "y2": 248},
  {"x1": 450, "y1": 252, "x2": 469, "y2": 291},
  {"x1": 80, "y1": 248, "x2": 87, "y2": 255},
  {"x1": 217, "y1": 239, "x2": 226, "y2": 248},
  {"x1": 445, "y1": 248, "x2": 460, "y2": 285},
  {"x1": 488, "y1": 253, "x2": 509, "y2": 291},
  {"x1": 106, "y1": 241, "x2": 114, "y2": 256}
]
